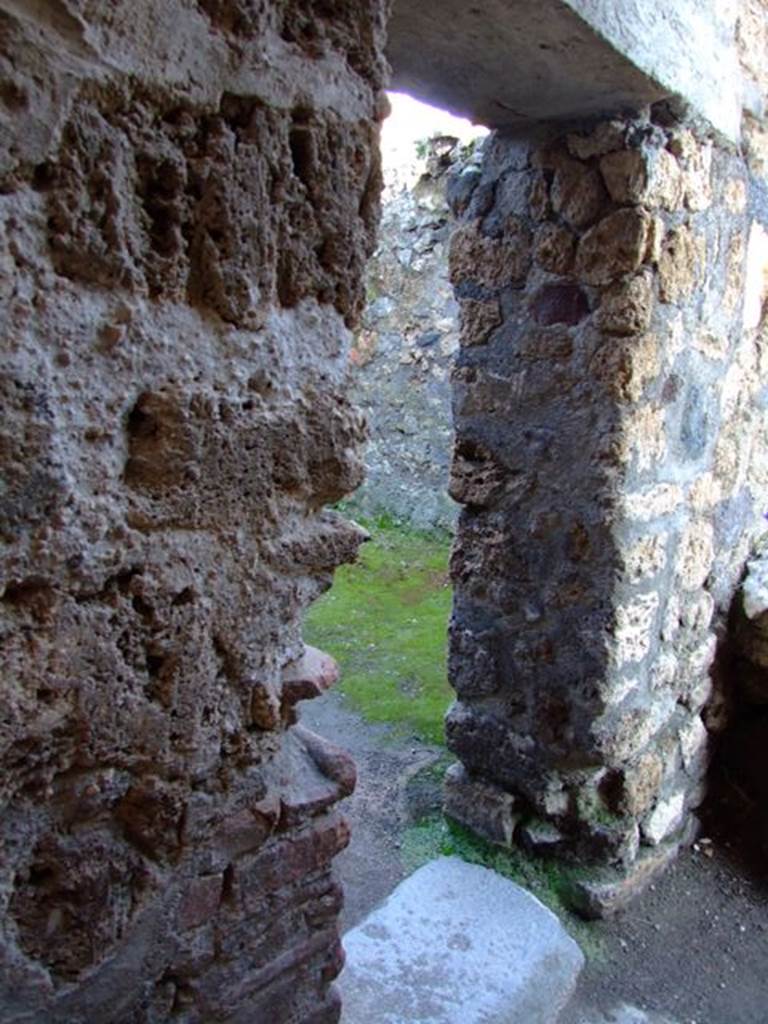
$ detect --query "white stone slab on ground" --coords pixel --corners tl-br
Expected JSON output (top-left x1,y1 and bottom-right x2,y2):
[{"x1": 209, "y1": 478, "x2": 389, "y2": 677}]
[
  {"x1": 338, "y1": 855, "x2": 585, "y2": 1024},
  {"x1": 572, "y1": 1006, "x2": 679, "y2": 1024}
]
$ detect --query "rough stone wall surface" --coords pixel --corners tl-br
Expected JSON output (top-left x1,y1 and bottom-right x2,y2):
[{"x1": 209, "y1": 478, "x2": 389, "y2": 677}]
[
  {"x1": 737, "y1": 0, "x2": 768, "y2": 183},
  {"x1": 443, "y1": 109, "x2": 768, "y2": 913},
  {"x1": 0, "y1": 2, "x2": 386, "y2": 1021},
  {"x1": 347, "y1": 137, "x2": 471, "y2": 531}
]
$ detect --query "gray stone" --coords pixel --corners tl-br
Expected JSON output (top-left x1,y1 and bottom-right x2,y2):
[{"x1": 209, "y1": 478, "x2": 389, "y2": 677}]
[
  {"x1": 443, "y1": 763, "x2": 519, "y2": 845},
  {"x1": 572, "y1": 1005, "x2": 680, "y2": 1024},
  {"x1": 566, "y1": 840, "x2": 686, "y2": 919},
  {"x1": 388, "y1": 0, "x2": 742, "y2": 140},
  {"x1": 339, "y1": 856, "x2": 584, "y2": 1024}
]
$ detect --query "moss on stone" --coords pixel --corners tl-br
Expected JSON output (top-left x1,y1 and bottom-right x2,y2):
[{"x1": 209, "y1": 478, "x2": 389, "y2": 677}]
[{"x1": 401, "y1": 815, "x2": 606, "y2": 961}]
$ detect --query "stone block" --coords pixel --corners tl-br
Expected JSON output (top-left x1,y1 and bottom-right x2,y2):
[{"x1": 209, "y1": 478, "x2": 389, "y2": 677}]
[
  {"x1": 565, "y1": 842, "x2": 680, "y2": 919},
  {"x1": 338, "y1": 857, "x2": 584, "y2": 1024},
  {"x1": 658, "y1": 226, "x2": 704, "y2": 303},
  {"x1": 600, "y1": 148, "x2": 683, "y2": 211},
  {"x1": 650, "y1": 652, "x2": 679, "y2": 692},
  {"x1": 567, "y1": 121, "x2": 627, "y2": 160},
  {"x1": 724, "y1": 177, "x2": 748, "y2": 213},
  {"x1": 249, "y1": 678, "x2": 282, "y2": 730},
  {"x1": 551, "y1": 158, "x2": 607, "y2": 228},
  {"x1": 681, "y1": 140, "x2": 713, "y2": 212},
  {"x1": 595, "y1": 272, "x2": 654, "y2": 335},
  {"x1": 517, "y1": 819, "x2": 568, "y2": 858},
  {"x1": 533, "y1": 222, "x2": 576, "y2": 274},
  {"x1": 443, "y1": 763, "x2": 518, "y2": 846},
  {"x1": 644, "y1": 213, "x2": 666, "y2": 263},
  {"x1": 214, "y1": 804, "x2": 278, "y2": 860},
  {"x1": 458, "y1": 297, "x2": 502, "y2": 346},
  {"x1": 647, "y1": 149, "x2": 684, "y2": 210},
  {"x1": 296, "y1": 725, "x2": 357, "y2": 800},
  {"x1": 678, "y1": 717, "x2": 708, "y2": 775},
  {"x1": 620, "y1": 535, "x2": 668, "y2": 584},
  {"x1": 595, "y1": 706, "x2": 659, "y2": 765},
  {"x1": 589, "y1": 331, "x2": 661, "y2": 403},
  {"x1": 688, "y1": 472, "x2": 723, "y2": 508},
  {"x1": 236, "y1": 813, "x2": 350, "y2": 908},
  {"x1": 576, "y1": 209, "x2": 651, "y2": 285},
  {"x1": 264, "y1": 728, "x2": 355, "y2": 830},
  {"x1": 622, "y1": 484, "x2": 683, "y2": 521},
  {"x1": 611, "y1": 593, "x2": 659, "y2": 667},
  {"x1": 620, "y1": 405, "x2": 667, "y2": 471},
  {"x1": 608, "y1": 752, "x2": 664, "y2": 817},
  {"x1": 722, "y1": 232, "x2": 747, "y2": 314},
  {"x1": 641, "y1": 791, "x2": 686, "y2": 846},
  {"x1": 680, "y1": 591, "x2": 715, "y2": 633},
  {"x1": 679, "y1": 640, "x2": 717, "y2": 711},
  {"x1": 448, "y1": 219, "x2": 531, "y2": 288},
  {"x1": 281, "y1": 645, "x2": 340, "y2": 707},
  {"x1": 599, "y1": 149, "x2": 649, "y2": 205},
  {"x1": 388, "y1": 1, "x2": 742, "y2": 140},
  {"x1": 742, "y1": 549, "x2": 768, "y2": 621},
  {"x1": 675, "y1": 521, "x2": 715, "y2": 591}
]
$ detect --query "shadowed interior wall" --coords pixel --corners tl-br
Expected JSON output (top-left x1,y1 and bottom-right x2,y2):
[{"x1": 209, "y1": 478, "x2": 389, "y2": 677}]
[{"x1": 0, "y1": 2, "x2": 387, "y2": 1021}]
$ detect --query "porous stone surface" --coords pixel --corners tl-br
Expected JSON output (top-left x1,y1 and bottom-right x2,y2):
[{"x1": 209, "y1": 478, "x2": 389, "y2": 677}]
[
  {"x1": 0, "y1": 1, "x2": 387, "y2": 1021},
  {"x1": 444, "y1": 108, "x2": 768, "y2": 904},
  {"x1": 338, "y1": 856, "x2": 585, "y2": 1024}
]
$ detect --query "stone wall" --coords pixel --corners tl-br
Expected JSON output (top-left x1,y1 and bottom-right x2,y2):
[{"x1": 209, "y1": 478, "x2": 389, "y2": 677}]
[
  {"x1": 443, "y1": 108, "x2": 768, "y2": 914},
  {"x1": 347, "y1": 137, "x2": 472, "y2": 531},
  {"x1": 2, "y1": 1, "x2": 767, "y2": 1019},
  {"x1": 0, "y1": 2, "x2": 386, "y2": 1020}
]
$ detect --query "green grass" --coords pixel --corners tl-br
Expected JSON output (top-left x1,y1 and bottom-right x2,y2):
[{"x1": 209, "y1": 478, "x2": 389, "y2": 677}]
[
  {"x1": 304, "y1": 515, "x2": 453, "y2": 745},
  {"x1": 401, "y1": 816, "x2": 606, "y2": 960}
]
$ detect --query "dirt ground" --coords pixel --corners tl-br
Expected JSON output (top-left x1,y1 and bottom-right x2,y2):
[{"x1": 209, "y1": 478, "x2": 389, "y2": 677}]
[{"x1": 301, "y1": 691, "x2": 768, "y2": 1024}]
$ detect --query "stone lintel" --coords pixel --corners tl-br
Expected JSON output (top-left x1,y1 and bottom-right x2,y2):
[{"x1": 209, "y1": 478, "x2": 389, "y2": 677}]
[{"x1": 387, "y1": 0, "x2": 741, "y2": 141}]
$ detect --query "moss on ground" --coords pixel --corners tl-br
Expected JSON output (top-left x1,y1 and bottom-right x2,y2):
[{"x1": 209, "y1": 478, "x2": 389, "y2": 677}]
[
  {"x1": 304, "y1": 514, "x2": 453, "y2": 745},
  {"x1": 401, "y1": 815, "x2": 606, "y2": 960}
]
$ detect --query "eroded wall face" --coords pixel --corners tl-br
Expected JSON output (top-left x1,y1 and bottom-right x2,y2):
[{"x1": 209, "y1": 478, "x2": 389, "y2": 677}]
[
  {"x1": 0, "y1": 2, "x2": 386, "y2": 1020},
  {"x1": 349, "y1": 138, "x2": 467, "y2": 531},
  {"x1": 445, "y1": 113, "x2": 767, "y2": 914}
]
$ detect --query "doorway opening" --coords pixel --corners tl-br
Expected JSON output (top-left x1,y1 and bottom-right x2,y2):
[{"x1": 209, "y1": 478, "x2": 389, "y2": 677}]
[{"x1": 301, "y1": 91, "x2": 487, "y2": 928}]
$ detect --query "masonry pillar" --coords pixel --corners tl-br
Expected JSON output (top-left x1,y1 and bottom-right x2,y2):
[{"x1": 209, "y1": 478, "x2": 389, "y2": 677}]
[
  {"x1": 0, "y1": 2, "x2": 386, "y2": 1020},
  {"x1": 444, "y1": 112, "x2": 766, "y2": 913}
]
